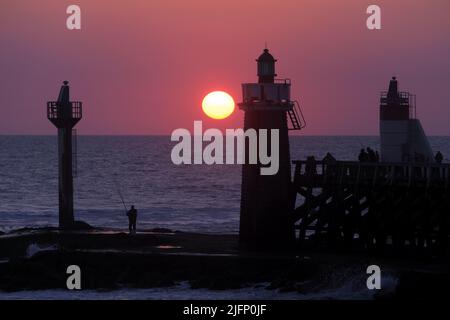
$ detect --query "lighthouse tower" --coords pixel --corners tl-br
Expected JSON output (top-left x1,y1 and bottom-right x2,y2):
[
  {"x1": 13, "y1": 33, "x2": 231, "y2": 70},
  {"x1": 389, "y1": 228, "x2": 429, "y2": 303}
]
[
  {"x1": 238, "y1": 49, "x2": 304, "y2": 247},
  {"x1": 47, "y1": 81, "x2": 82, "y2": 229},
  {"x1": 379, "y1": 77, "x2": 433, "y2": 163}
]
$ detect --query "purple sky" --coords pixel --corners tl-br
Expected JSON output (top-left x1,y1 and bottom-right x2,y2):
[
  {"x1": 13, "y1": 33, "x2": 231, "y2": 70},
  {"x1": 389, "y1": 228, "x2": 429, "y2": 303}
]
[{"x1": 1, "y1": 0, "x2": 450, "y2": 135}]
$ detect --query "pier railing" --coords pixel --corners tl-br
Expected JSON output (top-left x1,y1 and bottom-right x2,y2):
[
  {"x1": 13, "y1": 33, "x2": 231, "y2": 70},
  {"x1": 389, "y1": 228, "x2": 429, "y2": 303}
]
[{"x1": 292, "y1": 160, "x2": 450, "y2": 189}]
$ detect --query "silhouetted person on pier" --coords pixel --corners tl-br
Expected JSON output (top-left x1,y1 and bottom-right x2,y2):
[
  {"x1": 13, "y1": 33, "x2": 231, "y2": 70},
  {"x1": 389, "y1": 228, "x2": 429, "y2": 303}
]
[
  {"x1": 358, "y1": 149, "x2": 368, "y2": 162},
  {"x1": 323, "y1": 153, "x2": 337, "y2": 178},
  {"x1": 415, "y1": 152, "x2": 426, "y2": 163},
  {"x1": 435, "y1": 151, "x2": 443, "y2": 164},
  {"x1": 305, "y1": 156, "x2": 317, "y2": 177},
  {"x1": 367, "y1": 147, "x2": 376, "y2": 162},
  {"x1": 323, "y1": 152, "x2": 336, "y2": 164},
  {"x1": 127, "y1": 205, "x2": 138, "y2": 234},
  {"x1": 375, "y1": 151, "x2": 380, "y2": 162}
]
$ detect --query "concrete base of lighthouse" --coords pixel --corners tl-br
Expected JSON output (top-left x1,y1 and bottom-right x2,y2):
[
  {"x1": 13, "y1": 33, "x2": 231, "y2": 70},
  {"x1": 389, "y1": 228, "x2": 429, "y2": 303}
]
[{"x1": 239, "y1": 109, "x2": 295, "y2": 248}]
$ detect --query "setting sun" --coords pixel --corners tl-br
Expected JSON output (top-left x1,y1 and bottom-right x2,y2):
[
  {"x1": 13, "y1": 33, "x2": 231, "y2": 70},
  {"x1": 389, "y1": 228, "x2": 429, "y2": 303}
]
[{"x1": 202, "y1": 91, "x2": 235, "y2": 120}]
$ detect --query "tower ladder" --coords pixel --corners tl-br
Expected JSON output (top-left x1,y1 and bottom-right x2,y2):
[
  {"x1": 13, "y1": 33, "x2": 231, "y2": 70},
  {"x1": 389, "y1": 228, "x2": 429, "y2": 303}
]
[
  {"x1": 72, "y1": 129, "x2": 78, "y2": 177},
  {"x1": 288, "y1": 100, "x2": 306, "y2": 130}
]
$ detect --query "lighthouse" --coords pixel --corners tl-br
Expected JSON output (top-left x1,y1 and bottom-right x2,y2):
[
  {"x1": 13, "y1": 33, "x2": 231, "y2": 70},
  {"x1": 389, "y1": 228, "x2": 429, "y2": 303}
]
[
  {"x1": 238, "y1": 49, "x2": 304, "y2": 247},
  {"x1": 379, "y1": 77, "x2": 433, "y2": 162},
  {"x1": 47, "y1": 81, "x2": 82, "y2": 229}
]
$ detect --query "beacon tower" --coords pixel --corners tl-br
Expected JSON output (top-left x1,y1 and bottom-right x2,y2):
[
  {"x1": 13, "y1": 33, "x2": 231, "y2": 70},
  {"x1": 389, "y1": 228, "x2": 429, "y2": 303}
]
[
  {"x1": 238, "y1": 49, "x2": 304, "y2": 247},
  {"x1": 379, "y1": 77, "x2": 433, "y2": 162},
  {"x1": 47, "y1": 81, "x2": 82, "y2": 229}
]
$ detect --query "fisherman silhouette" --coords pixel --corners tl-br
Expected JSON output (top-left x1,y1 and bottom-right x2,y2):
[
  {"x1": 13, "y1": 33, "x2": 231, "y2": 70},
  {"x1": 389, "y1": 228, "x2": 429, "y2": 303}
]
[
  {"x1": 435, "y1": 151, "x2": 444, "y2": 164},
  {"x1": 127, "y1": 205, "x2": 138, "y2": 234}
]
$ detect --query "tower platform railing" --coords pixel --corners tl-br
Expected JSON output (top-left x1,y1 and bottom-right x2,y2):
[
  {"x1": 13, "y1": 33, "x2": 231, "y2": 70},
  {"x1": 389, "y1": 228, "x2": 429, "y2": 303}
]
[
  {"x1": 238, "y1": 100, "x2": 293, "y2": 111},
  {"x1": 380, "y1": 91, "x2": 416, "y2": 119},
  {"x1": 47, "y1": 101, "x2": 83, "y2": 124},
  {"x1": 274, "y1": 78, "x2": 291, "y2": 84}
]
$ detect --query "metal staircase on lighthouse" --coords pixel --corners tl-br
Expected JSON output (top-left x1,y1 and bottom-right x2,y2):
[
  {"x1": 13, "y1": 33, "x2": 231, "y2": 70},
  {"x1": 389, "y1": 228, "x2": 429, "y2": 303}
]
[{"x1": 288, "y1": 100, "x2": 306, "y2": 130}]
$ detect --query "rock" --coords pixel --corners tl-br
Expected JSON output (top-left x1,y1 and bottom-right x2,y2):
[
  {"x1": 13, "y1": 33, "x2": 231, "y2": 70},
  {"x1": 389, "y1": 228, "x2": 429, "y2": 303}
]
[
  {"x1": 395, "y1": 271, "x2": 450, "y2": 299},
  {"x1": 278, "y1": 283, "x2": 297, "y2": 293},
  {"x1": 69, "y1": 220, "x2": 94, "y2": 230},
  {"x1": 190, "y1": 277, "x2": 212, "y2": 289},
  {"x1": 0, "y1": 230, "x2": 322, "y2": 292},
  {"x1": 211, "y1": 277, "x2": 243, "y2": 290},
  {"x1": 267, "y1": 278, "x2": 287, "y2": 290},
  {"x1": 151, "y1": 228, "x2": 173, "y2": 233},
  {"x1": 8, "y1": 226, "x2": 58, "y2": 234}
]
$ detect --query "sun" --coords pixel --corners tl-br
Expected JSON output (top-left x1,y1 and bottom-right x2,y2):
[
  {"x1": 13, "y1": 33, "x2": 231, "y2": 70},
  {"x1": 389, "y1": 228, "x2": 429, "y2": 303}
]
[{"x1": 202, "y1": 91, "x2": 235, "y2": 119}]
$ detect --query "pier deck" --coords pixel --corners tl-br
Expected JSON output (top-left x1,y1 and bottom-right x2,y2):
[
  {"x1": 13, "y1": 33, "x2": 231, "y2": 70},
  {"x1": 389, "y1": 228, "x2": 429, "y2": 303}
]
[{"x1": 291, "y1": 160, "x2": 450, "y2": 254}]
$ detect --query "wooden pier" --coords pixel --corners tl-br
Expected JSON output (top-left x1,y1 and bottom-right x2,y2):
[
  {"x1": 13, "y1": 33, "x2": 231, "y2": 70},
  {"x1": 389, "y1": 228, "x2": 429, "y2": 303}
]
[{"x1": 291, "y1": 159, "x2": 450, "y2": 254}]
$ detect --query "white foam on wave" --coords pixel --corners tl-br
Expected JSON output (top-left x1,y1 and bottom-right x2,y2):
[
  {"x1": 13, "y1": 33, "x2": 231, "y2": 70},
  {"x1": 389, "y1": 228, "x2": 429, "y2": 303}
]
[
  {"x1": 0, "y1": 273, "x2": 399, "y2": 300},
  {"x1": 25, "y1": 243, "x2": 58, "y2": 258}
]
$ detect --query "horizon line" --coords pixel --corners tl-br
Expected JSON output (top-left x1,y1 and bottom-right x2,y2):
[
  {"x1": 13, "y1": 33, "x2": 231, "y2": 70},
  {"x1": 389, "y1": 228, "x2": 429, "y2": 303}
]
[{"x1": 3, "y1": 134, "x2": 450, "y2": 137}]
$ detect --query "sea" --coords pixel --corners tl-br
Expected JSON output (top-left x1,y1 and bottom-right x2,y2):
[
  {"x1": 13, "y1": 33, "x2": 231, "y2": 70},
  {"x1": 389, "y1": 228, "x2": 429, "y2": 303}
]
[
  {"x1": 1, "y1": 135, "x2": 450, "y2": 233},
  {"x1": 0, "y1": 135, "x2": 449, "y2": 300}
]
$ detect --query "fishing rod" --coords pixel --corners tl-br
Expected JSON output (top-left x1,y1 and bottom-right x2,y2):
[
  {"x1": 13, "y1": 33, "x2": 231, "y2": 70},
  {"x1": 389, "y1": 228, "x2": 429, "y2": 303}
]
[{"x1": 113, "y1": 178, "x2": 128, "y2": 214}]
